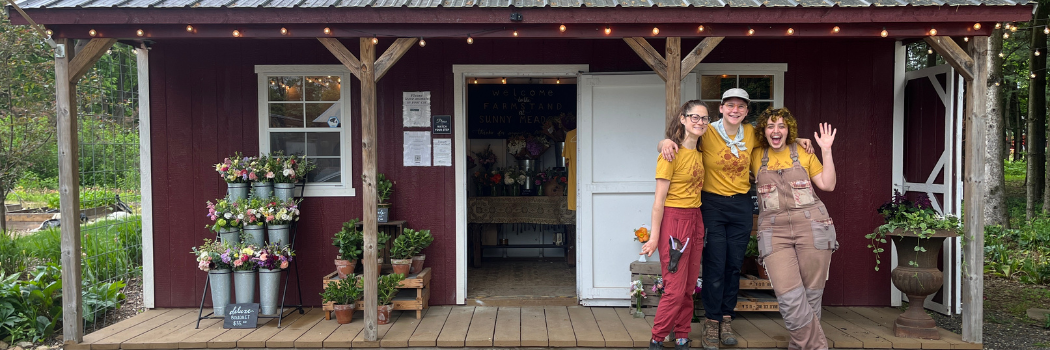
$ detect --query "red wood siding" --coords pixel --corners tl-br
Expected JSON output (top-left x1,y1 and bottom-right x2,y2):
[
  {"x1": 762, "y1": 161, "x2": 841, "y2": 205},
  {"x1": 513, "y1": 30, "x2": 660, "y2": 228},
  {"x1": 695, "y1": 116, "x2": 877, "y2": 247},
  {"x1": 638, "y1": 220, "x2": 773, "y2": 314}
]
[{"x1": 149, "y1": 38, "x2": 895, "y2": 308}]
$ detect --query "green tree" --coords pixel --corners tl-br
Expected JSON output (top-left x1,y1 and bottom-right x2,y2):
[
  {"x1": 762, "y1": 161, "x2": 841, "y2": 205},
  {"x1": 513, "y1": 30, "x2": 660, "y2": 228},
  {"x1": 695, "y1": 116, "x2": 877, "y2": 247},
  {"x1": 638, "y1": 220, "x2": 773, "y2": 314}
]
[{"x1": 0, "y1": 17, "x2": 56, "y2": 235}]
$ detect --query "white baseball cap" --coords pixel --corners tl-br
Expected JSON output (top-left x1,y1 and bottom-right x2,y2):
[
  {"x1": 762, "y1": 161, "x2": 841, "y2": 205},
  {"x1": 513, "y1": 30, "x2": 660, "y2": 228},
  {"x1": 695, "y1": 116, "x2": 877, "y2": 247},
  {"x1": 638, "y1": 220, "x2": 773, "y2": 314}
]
[{"x1": 721, "y1": 88, "x2": 751, "y2": 104}]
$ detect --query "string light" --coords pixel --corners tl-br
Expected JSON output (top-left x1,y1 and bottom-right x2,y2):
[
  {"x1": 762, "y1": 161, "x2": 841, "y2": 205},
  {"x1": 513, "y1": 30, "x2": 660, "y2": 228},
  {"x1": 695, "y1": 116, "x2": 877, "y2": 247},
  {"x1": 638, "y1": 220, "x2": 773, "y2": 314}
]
[
  {"x1": 1045, "y1": 27, "x2": 1049, "y2": 35},
  {"x1": 652, "y1": 27, "x2": 660, "y2": 35},
  {"x1": 473, "y1": 78, "x2": 478, "y2": 84},
  {"x1": 832, "y1": 26, "x2": 840, "y2": 33},
  {"x1": 995, "y1": 23, "x2": 1002, "y2": 29},
  {"x1": 136, "y1": 29, "x2": 144, "y2": 37},
  {"x1": 1031, "y1": 72, "x2": 1037, "y2": 79},
  {"x1": 556, "y1": 78, "x2": 561, "y2": 84},
  {"x1": 999, "y1": 52, "x2": 1005, "y2": 57},
  {"x1": 233, "y1": 30, "x2": 241, "y2": 37},
  {"x1": 928, "y1": 48, "x2": 933, "y2": 54},
  {"x1": 605, "y1": 26, "x2": 612, "y2": 35},
  {"x1": 698, "y1": 25, "x2": 705, "y2": 32},
  {"x1": 929, "y1": 28, "x2": 937, "y2": 36},
  {"x1": 787, "y1": 28, "x2": 794, "y2": 35},
  {"x1": 513, "y1": 30, "x2": 519, "y2": 37},
  {"x1": 501, "y1": 77, "x2": 506, "y2": 84},
  {"x1": 467, "y1": 35, "x2": 474, "y2": 44},
  {"x1": 1011, "y1": 26, "x2": 1018, "y2": 33},
  {"x1": 323, "y1": 27, "x2": 331, "y2": 35},
  {"x1": 559, "y1": 24, "x2": 566, "y2": 33},
  {"x1": 1004, "y1": 32, "x2": 1010, "y2": 39},
  {"x1": 973, "y1": 23, "x2": 982, "y2": 30},
  {"x1": 747, "y1": 27, "x2": 755, "y2": 36},
  {"x1": 88, "y1": 29, "x2": 97, "y2": 37},
  {"x1": 1004, "y1": 23, "x2": 1011, "y2": 29},
  {"x1": 45, "y1": 29, "x2": 52, "y2": 36},
  {"x1": 1037, "y1": 50, "x2": 1042, "y2": 56},
  {"x1": 419, "y1": 37, "x2": 426, "y2": 47},
  {"x1": 372, "y1": 35, "x2": 378, "y2": 44},
  {"x1": 881, "y1": 28, "x2": 888, "y2": 37},
  {"x1": 281, "y1": 27, "x2": 289, "y2": 35},
  {"x1": 185, "y1": 25, "x2": 194, "y2": 33},
  {"x1": 964, "y1": 37, "x2": 969, "y2": 42},
  {"x1": 995, "y1": 82, "x2": 1001, "y2": 86}
]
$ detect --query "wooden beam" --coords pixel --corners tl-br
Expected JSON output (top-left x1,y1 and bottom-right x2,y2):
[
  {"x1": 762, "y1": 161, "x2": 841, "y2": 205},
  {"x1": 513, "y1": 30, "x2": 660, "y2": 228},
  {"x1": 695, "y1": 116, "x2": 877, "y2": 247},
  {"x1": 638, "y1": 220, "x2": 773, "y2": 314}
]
[
  {"x1": 374, "y1": 38, "x2": 417, "y2": 82},
  {"x1": 961, "y1": 35, "x2": 988, "y2": 344},
  {"x1": 623, "y1": 37, "x2": 667, "y2": 81},
  {"x1": 318, "y1": 38, "x2": 362, "y2": 79},
  {"x1": 68, "y1": 38, "x2": 116, "y2": 83},
  {"x1": 680, "y1": 37, "x2": 723, "y2": 80},
  {"x1": 924, "y1": 36, "x2": 974, "y2": 81},
  {"x1": 359, "y1": 37, "x2": 379, "y2": 342},
  {"x1": 55, "y1": 37, "x2": 84, "y2": 344},
  {"x1": 665, "y1": 37, "x2": 682, "y2": 125}
]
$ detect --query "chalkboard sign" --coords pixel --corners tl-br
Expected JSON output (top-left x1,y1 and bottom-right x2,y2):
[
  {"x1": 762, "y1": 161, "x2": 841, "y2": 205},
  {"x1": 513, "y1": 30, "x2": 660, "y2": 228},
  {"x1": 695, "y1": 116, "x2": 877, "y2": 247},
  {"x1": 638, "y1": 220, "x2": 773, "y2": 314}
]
[
  {"x1": 433, "y1": 115, "x2": 452, "y2": 134},
  {"x1": 223, "y1": 303, "x2": 259, "y2": 329},
  {"x1": 467, "y1": 84, "x2": 576, "y2": 139}
]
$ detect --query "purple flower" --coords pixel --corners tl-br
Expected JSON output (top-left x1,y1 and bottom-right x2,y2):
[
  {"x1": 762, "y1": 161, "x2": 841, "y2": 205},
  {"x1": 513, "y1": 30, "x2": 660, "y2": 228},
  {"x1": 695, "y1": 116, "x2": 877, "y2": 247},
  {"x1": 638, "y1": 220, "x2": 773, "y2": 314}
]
[{"x1": 526, "y1": 141, "x2": 543, "y2": 156}]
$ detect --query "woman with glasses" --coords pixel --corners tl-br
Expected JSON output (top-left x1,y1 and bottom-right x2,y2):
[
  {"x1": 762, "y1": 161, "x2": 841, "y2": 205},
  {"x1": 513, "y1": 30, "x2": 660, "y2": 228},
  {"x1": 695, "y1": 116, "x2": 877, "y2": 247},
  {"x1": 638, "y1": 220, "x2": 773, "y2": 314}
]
[{"x1": 640, "y1": 100, "x2": 710, "y2": 350}]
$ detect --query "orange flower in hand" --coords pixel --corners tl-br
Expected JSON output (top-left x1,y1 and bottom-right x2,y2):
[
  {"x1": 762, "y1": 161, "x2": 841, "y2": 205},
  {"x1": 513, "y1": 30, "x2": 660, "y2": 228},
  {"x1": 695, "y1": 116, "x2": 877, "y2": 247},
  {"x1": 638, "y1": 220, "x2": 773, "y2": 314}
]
[{"x1": 634, "y1": 227, "x2": 650, "y2": 243}]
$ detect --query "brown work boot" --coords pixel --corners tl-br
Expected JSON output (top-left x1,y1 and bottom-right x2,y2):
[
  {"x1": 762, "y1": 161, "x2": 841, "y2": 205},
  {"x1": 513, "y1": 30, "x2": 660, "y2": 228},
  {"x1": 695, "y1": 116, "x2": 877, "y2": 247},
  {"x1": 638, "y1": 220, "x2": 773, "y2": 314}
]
[
  {"x1": 701, "y1": 319, "x2": 720, "y2": 350},
  {"x1": 720, "y1": 316, "x2": 738, "y2": 346}
]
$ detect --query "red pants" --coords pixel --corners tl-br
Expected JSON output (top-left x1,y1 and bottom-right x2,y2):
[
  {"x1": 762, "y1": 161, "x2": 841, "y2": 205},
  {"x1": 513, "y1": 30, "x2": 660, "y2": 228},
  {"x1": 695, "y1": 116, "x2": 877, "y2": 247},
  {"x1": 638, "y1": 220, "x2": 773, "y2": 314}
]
[{"x1": 652, "y1": 207, "x2": 705, "y2": 341}]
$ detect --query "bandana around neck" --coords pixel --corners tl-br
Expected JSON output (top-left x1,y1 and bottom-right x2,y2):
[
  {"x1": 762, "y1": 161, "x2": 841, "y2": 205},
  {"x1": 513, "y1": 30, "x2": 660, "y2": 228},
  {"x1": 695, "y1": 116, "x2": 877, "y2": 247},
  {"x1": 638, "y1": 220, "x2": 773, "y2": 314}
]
[{"x1": 712, "y1": 119, "x2": 746, "y2": 158}]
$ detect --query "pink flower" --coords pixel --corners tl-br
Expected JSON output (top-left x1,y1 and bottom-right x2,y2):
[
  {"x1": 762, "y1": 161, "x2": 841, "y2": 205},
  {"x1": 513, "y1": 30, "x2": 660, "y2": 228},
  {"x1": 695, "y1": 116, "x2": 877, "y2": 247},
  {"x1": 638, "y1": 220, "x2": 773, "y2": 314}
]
[
  {"x1": 259, "y1": 253, "x2": 269, "y2": 261},
  {"x1": 266, "y1": 171, "x2": 275, "y2": 179},
  {"x1": 198, "y1": 260, "x2": 211, "y2": 271},
  {"x1": 280, "y1": 261, "x2": 289, "y2": 269},
  {"x1": 233, "y1": 259, "x2": 243, "y2": 267},
  {"x1": 249, "y1": 172, "x2": 258, "y2": 180},
  {"x1": 266, "y1": 215, "x2": 275, "y2": 222}
]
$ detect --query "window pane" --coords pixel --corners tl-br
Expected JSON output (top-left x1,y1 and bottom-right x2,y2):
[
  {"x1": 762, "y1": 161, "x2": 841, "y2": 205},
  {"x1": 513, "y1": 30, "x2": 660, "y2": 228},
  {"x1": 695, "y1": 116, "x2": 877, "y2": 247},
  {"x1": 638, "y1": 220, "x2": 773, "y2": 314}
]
[
  {"x1": 700, "y1": 75, "x2": 730, "y2": 100},
  {"x1": 305, "y1": 76, "x2": 341, "y2": 102},
  {"x1": 305, "y1": 102, "x2": 340, "y2": 128},
  {"x1": 271, "y1": 132, "x2": 307, "y2": 155},
  {"x1": 308, "y1": 158, "x2": 341, "y2": 183},
  {"x1": 268, "y1": 76, "x2": 303, "y2": 101},
  {"x1": 740, "y1": 75, "x2": 773, "y2": 100},
  {"x1": 269, "y1": 103, "x2": 304, "y2": 127},
  {"x1": 746, "y1": 101, "x2": 772, "y2": 125},
  {"x1": 306, "y1": 132, "x2": 341, "y2": 157}
]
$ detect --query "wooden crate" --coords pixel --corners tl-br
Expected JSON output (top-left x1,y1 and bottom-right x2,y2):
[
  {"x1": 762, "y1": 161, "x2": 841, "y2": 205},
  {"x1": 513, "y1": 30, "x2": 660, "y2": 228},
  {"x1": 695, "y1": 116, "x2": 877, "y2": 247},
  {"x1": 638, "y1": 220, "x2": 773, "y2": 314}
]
[
  {"x1": 322, "y1": 267, "x2": 432, "y2": 320},
  {"x1": 631, "y1": 258, "x2": 776, "y2": 316},
  {"x1": 630, "y1": 261, "x2": 663, "y2": 316}
]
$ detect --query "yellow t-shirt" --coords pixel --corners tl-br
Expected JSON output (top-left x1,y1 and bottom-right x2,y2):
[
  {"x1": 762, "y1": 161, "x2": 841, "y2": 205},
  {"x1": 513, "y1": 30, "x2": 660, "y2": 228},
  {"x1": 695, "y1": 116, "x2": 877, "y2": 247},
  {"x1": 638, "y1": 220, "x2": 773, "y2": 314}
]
[
  {"x1": 700, "y1": 124, "x2": 758, "y2": 196},
  {"x1": 655, "y1": 148, "x2": 704, "y2": 208},
  {"x1": 563, "y1": 129, "x2": 577, "y2": 211},
  {"x1": 749, "y1": 146, "x2": 824, "y2": 179}
]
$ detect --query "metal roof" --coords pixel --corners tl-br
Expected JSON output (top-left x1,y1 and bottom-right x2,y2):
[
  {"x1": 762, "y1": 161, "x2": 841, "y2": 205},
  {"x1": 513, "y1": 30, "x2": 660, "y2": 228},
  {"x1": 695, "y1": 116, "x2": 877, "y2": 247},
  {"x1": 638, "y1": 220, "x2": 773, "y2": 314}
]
[{"x1": 11, "y1": 0, "x2": 1029, "y2": 9}]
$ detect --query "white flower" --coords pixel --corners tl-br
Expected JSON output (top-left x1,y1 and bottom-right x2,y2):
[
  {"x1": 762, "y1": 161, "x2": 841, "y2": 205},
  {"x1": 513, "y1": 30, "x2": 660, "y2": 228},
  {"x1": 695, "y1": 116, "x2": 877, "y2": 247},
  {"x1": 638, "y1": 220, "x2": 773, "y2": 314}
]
[
  {"x1": 237, "y1": 214, "x2": 244, "y2": 220},
  {"x1": 283, "y1": 168, "x2": 295, "y2": 177},
  {"x1": 505, "y1": 177, "x2": 515, "y2": 185},
  {"x1": 224, "y1": 213, "x2": 232, "y2": 219},
  {"x1": 517, "y1": 175, "x2": 526, "y2": 184}
]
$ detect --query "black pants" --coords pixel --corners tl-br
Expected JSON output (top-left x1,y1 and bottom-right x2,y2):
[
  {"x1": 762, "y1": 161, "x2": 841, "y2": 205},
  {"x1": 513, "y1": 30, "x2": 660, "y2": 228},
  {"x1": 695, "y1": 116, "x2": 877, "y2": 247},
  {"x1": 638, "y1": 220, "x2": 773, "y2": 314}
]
[{"x1": 699, "y1": 191, "x2": 754, "y2": 321}]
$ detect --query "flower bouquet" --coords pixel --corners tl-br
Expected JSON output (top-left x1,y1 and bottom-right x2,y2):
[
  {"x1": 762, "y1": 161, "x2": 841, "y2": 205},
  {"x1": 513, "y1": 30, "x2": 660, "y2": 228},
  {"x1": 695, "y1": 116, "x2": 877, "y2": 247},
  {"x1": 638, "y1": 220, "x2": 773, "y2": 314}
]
[
  {"x1": 240, "y1": 198, "x2": 267, "y2": 247},
  {"x1": 256, "y1": 242, "x2": 295, "y2": 270},
  {"x1": 206, "y1": 199, "x2": 242, "y2": 232},
  {"x1": 473, "y1": 145, "x2": 498, "y2": 170},
  {"x1": 629, "y1": 279, "x2": 647, "y2": 318},
  {"x1": 248, "y1": 154, "x2": 276, "y2": 199},
  {"x1": 271, "y1": 152, "x2": 316, "y2": 184},
  {"x1": 507, "y1": 133, "x2": 551, "y2": 160},
  {"x1": 192, "y1": 238, "x2": 234, "y2": 272},
  {"x1": 255, "y1": 242, "x2": 295, "y2": 314},
  {"x1": 262, "y1": 199, "x2": 300, "y2": 225},
  {"x1": 215, "y1": 152, "x2": 251, "y2": 184}
]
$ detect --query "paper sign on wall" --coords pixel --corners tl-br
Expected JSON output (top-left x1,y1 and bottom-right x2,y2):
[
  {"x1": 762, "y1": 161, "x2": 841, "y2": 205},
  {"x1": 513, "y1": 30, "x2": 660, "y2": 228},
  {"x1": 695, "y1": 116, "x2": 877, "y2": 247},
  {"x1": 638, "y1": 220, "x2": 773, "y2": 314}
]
[
  {"x1": 404, "y1": 131, "x2": 432, "y2": 166},
  {"x1": 434, "y1": 139, "x2": 452, "y2": 166},
  {"x1": 403, "y1": 91, "x2": 431, "y2": 127}
]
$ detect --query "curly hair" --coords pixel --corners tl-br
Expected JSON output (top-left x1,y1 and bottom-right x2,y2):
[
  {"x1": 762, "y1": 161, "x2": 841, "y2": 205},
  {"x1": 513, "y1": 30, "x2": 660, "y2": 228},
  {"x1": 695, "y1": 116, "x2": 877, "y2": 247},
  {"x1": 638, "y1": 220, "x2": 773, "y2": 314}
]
[
  {"x1": 754, "y1": 107, "x2": 798, "y2": 149},
  {"x1": 665, "y1": 100, "x2": 710, "y2": 149}
]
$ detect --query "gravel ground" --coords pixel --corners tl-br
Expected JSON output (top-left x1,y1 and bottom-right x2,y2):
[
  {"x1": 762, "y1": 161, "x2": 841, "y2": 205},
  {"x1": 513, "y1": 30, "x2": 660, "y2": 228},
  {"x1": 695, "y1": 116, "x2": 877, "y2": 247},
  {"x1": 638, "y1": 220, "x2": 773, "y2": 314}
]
[{"x1": 930, "y1": 276, "x2": 1050, "y2": 350}]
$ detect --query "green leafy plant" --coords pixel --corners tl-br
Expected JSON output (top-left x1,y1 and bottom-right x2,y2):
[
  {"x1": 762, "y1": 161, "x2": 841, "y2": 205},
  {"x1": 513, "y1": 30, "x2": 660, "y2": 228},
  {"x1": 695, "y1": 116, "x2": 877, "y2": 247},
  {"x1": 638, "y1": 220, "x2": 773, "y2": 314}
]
[
  {"x1": 390, "y1": 234, "x2": 414, "y2": 260},
  {"x1": 745, "y1": 235, "x2": 759, "y2": 258},
  {"x1": 333, "y1": 219, "x2": 363, "y2": 261},
  {"x1": 403, "y1": 229, "x2": 434, "y2": 256},
  {"x1": 377, "y1": 174, "x2": 394, "y2": 205},
  {"x1": 82, "y1": 280, "x2": 126, "y2": 323},
  {"x1": 864, "y1": 191, "x2": 961, "y2": 271},
  {"x1": 321, "y1": 274, "x2": 362, "y2": 305},
  {"x1": 377, "y1": 273, "x2": 404, "y2": 306}
]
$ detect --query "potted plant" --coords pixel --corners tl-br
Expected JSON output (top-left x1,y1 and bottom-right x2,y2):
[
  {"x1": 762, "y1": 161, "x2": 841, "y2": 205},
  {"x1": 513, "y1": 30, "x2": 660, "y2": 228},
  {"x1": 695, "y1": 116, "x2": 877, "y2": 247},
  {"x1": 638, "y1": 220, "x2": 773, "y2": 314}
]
[
  {"x1": 405, "y1": 228, "x2": 433, "y2": 273},
  {"x1": 333, "y1": 219, "x2": 363, "y2": 278},
  {"x1": 377, "y1": 173, "x2": 394, "y2": 223},
  {"x1": 263, "y1": 199, "x2": 300, "y2": 249},
  {"x1": 321, "y1": 274, "x2": 362, "y2": 324},
  {"x1": 230, "y1": 244, "x2": 259, "y2": 304},
  {"x1": 248, "y1": 154, "x2": 273, "y2": 200},
  {"x1": 377, "y1": 273, "x2": 405, "y2": 325},
  {"x1": 375, "y1": 231, "x2": 392, "y2": 272},
  {"x1": 271, "y1": 151, "x2": 311, "y2": 201},
  {"x1": 216, "y1": 153, "x2": 252, "y2": 201},
  {"x1": 864, "y1": 190, "x2": 961, "y2": 339},
  {"x1": 192, "y1": 239, "x2": 234, "y2": 316},
  {"x1": 206, "y1": 198, "x2": 242, "y2": 245},
  {"x1": 255, "y1": 242, "x2": 295, "y2": 315},
  {"x1": 389, "y1": 234, "x2": 414, "y2": 275},
  {"x1": 240, "y1": 198, "x2": 266, "y2": 247}
]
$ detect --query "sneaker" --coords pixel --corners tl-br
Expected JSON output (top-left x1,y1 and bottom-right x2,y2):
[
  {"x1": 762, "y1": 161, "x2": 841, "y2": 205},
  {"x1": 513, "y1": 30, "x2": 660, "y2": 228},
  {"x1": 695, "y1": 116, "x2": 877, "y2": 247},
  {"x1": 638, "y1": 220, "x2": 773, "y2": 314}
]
[
  {"x1": 674, "y1": 338, "x2": 691, "y2": 350},
  {"x1": 648, "y1": 340, "x2": 664, "y2": 350},
  {"x1": 720, "y1": 316, "x2": 738, "y2": 346},
  {"x1": 701, "y1": 319, "x2": 719, "y2": 350}
]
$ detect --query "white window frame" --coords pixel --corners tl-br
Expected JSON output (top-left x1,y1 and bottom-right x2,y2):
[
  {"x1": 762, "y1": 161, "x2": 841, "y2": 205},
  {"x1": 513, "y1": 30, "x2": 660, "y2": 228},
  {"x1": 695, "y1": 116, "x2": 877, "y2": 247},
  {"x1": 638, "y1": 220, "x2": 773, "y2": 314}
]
[
  {"x1": 694, "y1": 63, "x2": 787, "y2": 112},
  {"x1": 255, "y1": 65, "x2": 356, "y2": 197}
]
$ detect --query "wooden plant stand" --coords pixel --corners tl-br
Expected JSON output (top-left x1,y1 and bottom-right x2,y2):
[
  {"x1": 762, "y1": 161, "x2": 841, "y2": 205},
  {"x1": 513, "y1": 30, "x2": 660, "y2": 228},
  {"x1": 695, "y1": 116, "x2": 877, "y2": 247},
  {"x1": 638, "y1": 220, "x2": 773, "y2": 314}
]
[
  {"x1": 322, "y1": 267, "x2": 431, "y2": 320},
  {"x1": 630, "y1": 260, "x2": 778, "y2": 317}
]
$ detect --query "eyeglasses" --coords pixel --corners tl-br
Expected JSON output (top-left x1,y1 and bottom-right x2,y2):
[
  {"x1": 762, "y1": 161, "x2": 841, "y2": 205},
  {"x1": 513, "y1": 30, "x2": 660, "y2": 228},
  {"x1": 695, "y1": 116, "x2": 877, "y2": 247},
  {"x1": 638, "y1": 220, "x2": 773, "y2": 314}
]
[{"x1": 684, "y1": 114, "x2": 710, "y2": 123}]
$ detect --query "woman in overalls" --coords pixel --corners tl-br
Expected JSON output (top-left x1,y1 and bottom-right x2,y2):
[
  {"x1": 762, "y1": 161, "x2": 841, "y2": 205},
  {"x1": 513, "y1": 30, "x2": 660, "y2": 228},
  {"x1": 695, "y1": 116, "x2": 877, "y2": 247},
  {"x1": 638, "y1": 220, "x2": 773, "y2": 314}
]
[
  {"x1": 640, "y1": 100, "x2": 710, "y2": 350},
  {"x1": 750, "y1": 107, "x2": 837, "y2": 350}
]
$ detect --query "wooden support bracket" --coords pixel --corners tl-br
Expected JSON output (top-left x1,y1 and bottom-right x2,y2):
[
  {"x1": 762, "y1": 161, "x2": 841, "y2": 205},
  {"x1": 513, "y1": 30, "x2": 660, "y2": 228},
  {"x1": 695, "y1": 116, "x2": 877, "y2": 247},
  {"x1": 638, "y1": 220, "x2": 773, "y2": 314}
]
[
  {"x1": 623, "y1": 37, "x2": 667, "y2": 81},
  {"x1": 681, "y1": 37, "x2": 724, "y2": 80},
  {"x1": 374, "y1": 38, "x2": 418, "y2": 82},
  {"x1": 924, "y1": 36, "x2": 974, "y2": 81},
  {"x1": 318, "y1": 38, "x2": 362, "y2": 78},
  {"x1": 68, "y1": 38, "x2": 116, "y2": 83}
]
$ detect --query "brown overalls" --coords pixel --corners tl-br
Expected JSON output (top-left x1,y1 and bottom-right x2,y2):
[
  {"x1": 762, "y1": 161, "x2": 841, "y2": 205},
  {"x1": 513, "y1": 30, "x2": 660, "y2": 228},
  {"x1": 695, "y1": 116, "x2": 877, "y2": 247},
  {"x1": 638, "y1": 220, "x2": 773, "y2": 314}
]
[{"x1": 755, "y1": 145, "x2": 838, "y2": 350}]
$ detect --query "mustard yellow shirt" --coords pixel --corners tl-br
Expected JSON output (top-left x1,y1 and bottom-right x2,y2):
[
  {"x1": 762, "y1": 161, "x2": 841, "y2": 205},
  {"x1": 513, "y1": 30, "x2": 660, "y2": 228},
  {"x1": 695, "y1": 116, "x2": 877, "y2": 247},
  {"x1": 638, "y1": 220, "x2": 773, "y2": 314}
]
[
  {"x1": 749, "y1": 146, "x2": 824, "y2": 179},
  {"x1": 655, "y1": 148, "x2": 704, "y2": 208},
  {"x1": 700, "y1": 124, "x2": 758, "y2": 196},
  {"x1": 563, "y1": 129, "x2": 577, "y2": 211}
]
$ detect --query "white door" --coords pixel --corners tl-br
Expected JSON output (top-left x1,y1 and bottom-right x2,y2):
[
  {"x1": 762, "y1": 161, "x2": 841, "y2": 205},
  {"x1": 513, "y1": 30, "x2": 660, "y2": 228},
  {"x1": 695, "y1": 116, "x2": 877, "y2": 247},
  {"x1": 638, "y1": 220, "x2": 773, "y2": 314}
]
[{"x1": 576, "y1": 73, "x2": 697, "y2": 305}]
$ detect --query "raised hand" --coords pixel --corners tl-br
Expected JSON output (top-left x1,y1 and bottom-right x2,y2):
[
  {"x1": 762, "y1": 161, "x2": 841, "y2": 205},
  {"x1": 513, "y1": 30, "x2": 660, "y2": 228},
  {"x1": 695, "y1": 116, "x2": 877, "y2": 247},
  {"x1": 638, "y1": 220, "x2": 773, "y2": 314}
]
[{"x1": 813, "y1": 122, "x2": 837, "y2": 150}]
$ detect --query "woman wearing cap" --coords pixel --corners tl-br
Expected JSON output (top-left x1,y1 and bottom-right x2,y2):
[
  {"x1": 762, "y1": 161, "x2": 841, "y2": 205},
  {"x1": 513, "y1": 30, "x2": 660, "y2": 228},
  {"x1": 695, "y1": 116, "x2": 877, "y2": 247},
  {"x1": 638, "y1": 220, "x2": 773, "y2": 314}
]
[
  {"x1": 656, "y1": 88, "x2": 810, "y2": 350},
  {"x1": 639, "y1": 100, "x2": 710, "y2": 350},
  {"x1": 750, "y1": 107, "x2": 837, "y2": 350}
]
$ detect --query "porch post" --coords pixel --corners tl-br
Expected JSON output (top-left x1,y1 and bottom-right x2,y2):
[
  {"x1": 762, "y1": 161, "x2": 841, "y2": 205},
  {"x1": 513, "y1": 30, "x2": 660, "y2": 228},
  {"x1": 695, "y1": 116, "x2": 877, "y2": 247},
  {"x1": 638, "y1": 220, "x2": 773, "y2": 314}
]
[
  {"x1": 624, "y1": 37, "x2": 723, "y2": 127},
  {"x1": 961, "y1": 35, "x2": 988, "y2": 344},
  {"x1": 665, "y1": 37, "x2": 682, "y2": 123},
  {"x1": 55, "y1": 37, "x2": 84, "y2": 344},
  {"x1": 359, "y1": 37, "x2": 379, "y2": 341}
]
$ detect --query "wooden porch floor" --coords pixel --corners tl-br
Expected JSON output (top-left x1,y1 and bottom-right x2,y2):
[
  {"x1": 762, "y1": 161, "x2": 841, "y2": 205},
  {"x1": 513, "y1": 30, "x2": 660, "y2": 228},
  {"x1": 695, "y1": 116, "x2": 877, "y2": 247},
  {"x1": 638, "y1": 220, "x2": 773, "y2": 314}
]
[{"x1": 67, "y1": 306, "x2": 980, "y2": 349}]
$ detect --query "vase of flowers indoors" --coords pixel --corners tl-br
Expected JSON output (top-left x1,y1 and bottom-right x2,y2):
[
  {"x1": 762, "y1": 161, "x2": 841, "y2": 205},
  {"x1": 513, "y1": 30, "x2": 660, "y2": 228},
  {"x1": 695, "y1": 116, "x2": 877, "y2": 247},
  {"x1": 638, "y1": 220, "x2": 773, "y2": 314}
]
[
  {"x1": 216, "y1": 153, "x2": 252, "y2": 201},
  {"x1": 377, "y1": 173, "x2": 394, "y2": 223},
  {"x1": 332, "y1": 219, "x2": 363, "y2": 278},
  {"x1": 193, "y1": 239, "x2": 234, "y2": 316},
  {"x1": 256, "y1": 243, "x2": 294, "y2": 315},
  {"x1": 231, "y1": 245, "x2": 259, "y2": 304},
  {"x1": 207, "y1": 199, "x2": 242, "y2": 245},
  {"x1": 263, "y1": 199, "x2": 300, "y2": 248},
  {"x1": 377, "y1": 273, "x2": 405, "y2": 325}
]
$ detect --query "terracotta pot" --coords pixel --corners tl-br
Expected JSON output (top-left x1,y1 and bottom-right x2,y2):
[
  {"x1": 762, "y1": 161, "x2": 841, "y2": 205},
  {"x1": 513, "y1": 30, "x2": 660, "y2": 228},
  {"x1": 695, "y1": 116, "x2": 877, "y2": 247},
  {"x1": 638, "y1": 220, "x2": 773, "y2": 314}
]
[
  {"x1": 756, "y1": 262, "x2": 769, "y2": 279},
  {"x1": 411, "y1": 255, "x2": 425, "y2": 274},
  {"x1": 377, "y1": 257, "x2": 384, "y2": 274},
  {"x1": 377, "y1": 304, "x2": 394, "y2": 325},
  {"x1": 391, "y1": 259, "x2": 412, "y2": 275},
  {"x1": 334, "y1": 259, "x2": 357, "y2": 279},
  {"x1": 887, "y1": 228, "x2": 958, "y2": 339},
  {"x1": 334, "y1": 304, "x2": 356, "y2": 324}
]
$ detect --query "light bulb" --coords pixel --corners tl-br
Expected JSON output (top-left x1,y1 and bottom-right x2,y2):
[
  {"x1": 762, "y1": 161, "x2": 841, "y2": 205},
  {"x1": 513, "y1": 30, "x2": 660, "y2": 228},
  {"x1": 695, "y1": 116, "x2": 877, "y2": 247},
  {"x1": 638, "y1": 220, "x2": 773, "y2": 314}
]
[
  {"x1": 1004, "y1": 32, "x2": 1010, "y2": 39},
  {"x1": 1045, "y1": 27, "x2": 1049, "y2": 35},
  {"x1": 787, "y1": 28, "x2": 794, "y2": 35},
  {"x1": 974, "y1": 23, "x2": 982, "y2": 30},
  {"x1": 501, "y1": 78, "x2": 506, "y2": 84},
  {"x1": 1011, "y1": 26, "x2": 1018, "y2": 33},
  {"x1": 999, "y1": 52, "x2": 1005, "y2": 57},
  {"x1": 881, "y1": 29, "x2": 888, "y2": 37},
  {"x1": 652, "y1": 27, "x2": 660, "y2": 35},
  {"x1": 233, "y1": 30, "x2": 241, "y2": 37},
  {"x1": 45, "y1": 29, "x2": 53, "y2": 36},
  {"x1": 556, "y1": 78, "x2": 561, "y2": 84},
  {"x1": 605, "y1": 26, "x2": 611, "y2": 35},
  {"x1": 419, "y1": 38, "x2": 426, "y2": 47},
  {"x1": 372, "y1": 35, "x2": 378, "y2": 44},
  {"x1": 1031, "y1": 73, "x2": 1037, "y2": 79},
  {"x1": 928, "y1": 49, "x2": 933, "y2": 54},
  {"x1": 929, "y1": 28, "x2": 937, "y2": 36},
  {"x1": 136, "y1": 29, "x2": 144, "y2": 37},
  {"x1": 513, "y1": 30, "x2": 518, "y2": 37},
  {"x1": 323, "y1": 27, "x2": 331, "y2": 35},
  {"x1": 964, "y1": 37, "x2": 969, "y2": 42},
  {"x1": 281, "y1": 27, "x2": 288, "y2": 35},
  {"x1": 995, "y1": 82, "x2": 1000, "y2": 86},
  {"x1": 474, "y1": 78, "x2": 478, "y2": 84},
  {"x1": 467, "y1": 36, "x2": 474, "y2": 44},
  {"x1": 832, "y1": 26, "x2": 840, "y2": 33},
  {"x1": 1038, "y1": 50, "x2": 1042, "y2": 56},
  {"x1": 995, "y1": 23, "x2": 1002, "y2": 29},
  {"x1": 559, "y1": 24, "x2": 566, "y2": 33},
  {"x1": 698, "y1": 25, "x2": 705, "y2": 32},
  {"x1": 747, "y1": 28, "x2": 755, "y2": 36},
  {"x1": 186, "y1": 25, "x2": 194, "y2": 32},
  {"x1": 1004, "y1": 23, "x2": 1011, "y2": 29},
  {"x1": 88, "y1": 29, "x2": 97, "y2": 37}
]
